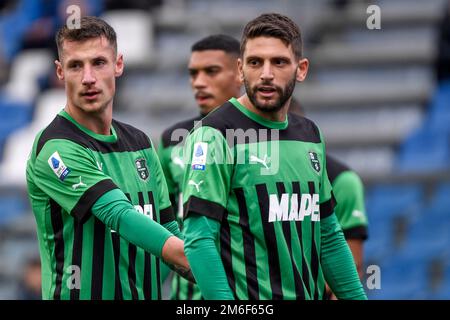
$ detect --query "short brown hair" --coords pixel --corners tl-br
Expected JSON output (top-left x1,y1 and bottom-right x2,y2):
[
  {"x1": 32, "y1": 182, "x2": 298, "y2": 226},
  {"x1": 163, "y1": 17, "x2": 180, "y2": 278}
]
[
  {"x1": 240, "y1": 13, "x2": 302, "y2": 59},
  {"x1": 55, "y1": 16, "x2": 117, "y2": 59}
]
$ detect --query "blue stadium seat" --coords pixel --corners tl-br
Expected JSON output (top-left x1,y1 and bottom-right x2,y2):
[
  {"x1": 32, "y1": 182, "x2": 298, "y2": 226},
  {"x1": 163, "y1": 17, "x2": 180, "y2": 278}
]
[
  {"x1": 397, "y1": 129, "x2": 449, "y2": 172},
  {"x1": 366, "y1": 183, "x2": 423, "y2": 220},
  {"x1": 0, "y1": 97, "x2": 33, "y2": 159},
  {"x1": 0, "y1": 195, "x2": 28, "y2": 226},
  {"x1": 368, "y1": 256, "x2": 429, "y2": 299}
]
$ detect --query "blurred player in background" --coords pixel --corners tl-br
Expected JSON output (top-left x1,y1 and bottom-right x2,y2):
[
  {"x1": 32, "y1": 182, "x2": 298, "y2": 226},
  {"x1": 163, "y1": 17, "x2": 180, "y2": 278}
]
[
  {"x1": 26, "y1": 16, "x2": 191, "y2": 300},
  {"x1": 290, "y1": 100, "x2": 369, "y2": 298},
  {"x1": 181, "y1": 13, "x2": 367, "y2": 300},
  {"x1": 158, "y1": 34, "x2": 241, "y2": 299}
]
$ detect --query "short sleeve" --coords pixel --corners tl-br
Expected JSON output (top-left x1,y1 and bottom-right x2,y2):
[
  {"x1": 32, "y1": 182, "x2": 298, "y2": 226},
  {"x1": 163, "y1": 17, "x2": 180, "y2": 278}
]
[
  {"x1": 34, "y1": 139, "x2": 117, "y2": 221},
  {"x1": 182, "y1": 126, "x2": 234, "y2": 222},
  {"x1": 332, "y1": 170, "x2": 368, "y2": 239}
]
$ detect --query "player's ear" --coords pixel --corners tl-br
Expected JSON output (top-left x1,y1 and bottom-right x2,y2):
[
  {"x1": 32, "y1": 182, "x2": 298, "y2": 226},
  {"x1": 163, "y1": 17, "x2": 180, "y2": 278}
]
[
  {"x1": 55, "y1": 60, "x2": 64, "y2": 81},
  {"x1": 115, "y1": 53, "x2": 124, "y2": 77},
  {"x1": 238, "y1": 58, "x2": 244, "y2": 82},
  {"x1": 296, "y1": 58, "x2": 309, "y2": 82}
]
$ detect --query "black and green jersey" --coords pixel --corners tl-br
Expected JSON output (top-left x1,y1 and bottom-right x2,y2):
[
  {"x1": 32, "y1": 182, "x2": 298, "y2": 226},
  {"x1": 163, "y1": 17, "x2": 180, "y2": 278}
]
[
  {"x1": 326, "y1": 156, "x2": 368, "y2": 240},
  {"x1": 158, "y1": 116, "x2": 203, "y2": 300},
  {"x1": 26, "y1": 110, "x2": 175, "y2": 300},
  {"x1": 183, "y1": 98, "x2": 336, "y2": 300},
  {"x1": 159, "y1": 115, "x2": 202, "y2": 219}
]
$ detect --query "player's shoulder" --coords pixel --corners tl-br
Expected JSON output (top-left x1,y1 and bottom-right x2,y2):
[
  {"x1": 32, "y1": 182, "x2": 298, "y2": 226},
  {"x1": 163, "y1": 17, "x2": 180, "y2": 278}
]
[
  {"x1": 198, "y1": 101, "x2": 243, "y2": 136},
  {"x1": 326, "y1": 155, "x2": 351, "y2": 184},
  {"x1": 36, "y1": 113, "x2": 88, "y2": 157},
  {"x1": 112, "y1": 118, "x2": 151, "y2": 149},
  {"x1": 161, "y1": 115, "x2": 203, "y2": 148},
  {"x1": 285, "y1": 112, "x2": 322, "y2": 143}
]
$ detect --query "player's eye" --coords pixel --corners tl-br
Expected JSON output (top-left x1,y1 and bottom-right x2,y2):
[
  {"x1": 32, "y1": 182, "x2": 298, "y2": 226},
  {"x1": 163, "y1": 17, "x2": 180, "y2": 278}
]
[
  {"x1": 93, "y1": 59, "x2": 106, "y2": 66},
  {"x1": 68, "y1": 62, "x2": 82, "y2": 69},
  {"x1": 273, "y1": 58, "x2": 289, "y2": 66},
  {"x1": 205, "y1": 67, "x2": 220, "y2": 76},
  {"x1": 189, "y1": 70, "x2": 198, "y2": 77},
  {"x1": 247, "y1": 59, "x2": 260, "y2": 67}
]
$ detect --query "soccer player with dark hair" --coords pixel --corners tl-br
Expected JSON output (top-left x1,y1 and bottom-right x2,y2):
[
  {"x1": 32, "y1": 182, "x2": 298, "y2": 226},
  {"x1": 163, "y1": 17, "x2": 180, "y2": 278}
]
[
  {"x1": 26, "y1": 16, "x2": 191, "y2": 300},
  {"x1": 158, "y1": 34, "x2": 241, "y2": 299},
  {"x1": 181, "y1": 13, "x2": 367, "y2": 299}
]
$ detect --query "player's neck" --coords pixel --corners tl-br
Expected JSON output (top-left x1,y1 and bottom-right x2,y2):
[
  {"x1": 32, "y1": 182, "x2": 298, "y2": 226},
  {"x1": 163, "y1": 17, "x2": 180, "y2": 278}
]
[
  {"x1": 64, "y1": 102, "x2": 113, "y2": 136},
  {"x1": 237, "y1": 95, "x2": 288, "y2": 122}
]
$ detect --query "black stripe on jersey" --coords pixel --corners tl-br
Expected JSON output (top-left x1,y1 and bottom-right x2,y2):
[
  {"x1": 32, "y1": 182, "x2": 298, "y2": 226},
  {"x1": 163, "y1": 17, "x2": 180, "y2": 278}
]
[
  {"x1": 326, "y1": 155, "x2": 350, "y2": 184},
  {"x1": 199, "y1": 101, "x2": 321, "y2": 145},
  {"x1": 36, "y1": 115, "x2": 152, "y2": 156},
  {"x1": 184, "y1": 196, "x2": 226, "y2": 221},
  {"x1": 343, "y1": 226, "x2": 368, "y2": 241},
  {"x1": 160, "y1": 206, "x2": 176, "y2": 225},
  {"x1": 148, "y1": 191, "x2": 161, "y2": 299},
  {"x1": 141, "y1": 192, "x2": 152, "y2": 300},
  {"x1": 91, "y1": 218, "x2": 105, "y2": 299},
  {"x1": 161, "y1": 115, "x2": 203, "y2": 148},
  {"x1": 125, "y1": 193, "x2": 138, "y2": 300},
  {"x1": 187, "y1": 281, "x2": 194, "y2": 300},
  {"x1": 234, "y1": 188, "x2": 259, "y2": 299},
  {"x1": 70, "y1": 218, "x2": 83, "y2": 300},
  {"x1": 72, "y1": 179, "x2": 118, "y2": 222},
  {"x1": 112, "y1": 233, "x2": 123, "y2": 300},
  {"x1": 292, "y1": 182, "x2": 311, "y2": 298},
  {"x1": 220, "y1": 215, "x2": 236, "y2": 296},
  {"x1": 276, "y1": 182, "x2": 304, "y2": 300},
  {"x1": 320, "y1": 193, "x2": 336, "y2": 220},
  {"x1": 255, "y1": 184, "x2": 283, "y2": 299},
  {"x1": 308, "y1": 182, "x2": 320, "y2": 300},
  {"x1": 50, "y1": 199, "x2": 64, "y2": 300}
]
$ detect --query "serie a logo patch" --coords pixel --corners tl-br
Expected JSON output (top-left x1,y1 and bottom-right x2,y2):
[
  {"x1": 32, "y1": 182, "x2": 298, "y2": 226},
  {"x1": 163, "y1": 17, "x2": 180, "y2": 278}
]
[
  {"x1": 192, "y1": 142, "x2": 208, "y2": 171},
  {"x1": 48, "y1": 151, "x2": 71, "y2": 181},
  {"x1": 135, "y1": 158, "x2": 150, "y2": 181}
]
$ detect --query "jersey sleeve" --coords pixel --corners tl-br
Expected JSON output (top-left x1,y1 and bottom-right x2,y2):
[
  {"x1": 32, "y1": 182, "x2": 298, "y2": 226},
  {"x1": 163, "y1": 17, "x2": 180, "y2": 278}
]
[
  {"x1": 150, "y1": 139, "x2": 176, "y2": 225},
  {"x1": 33, "y1": 139, "x2": 118, "y2": 221},
  {"x1": 182, "y1": 126, "x2": 234, "y2": 222},
  {"x1": 332, "y1": 170, "x2": 368, "y2": 240},
  {"x1": 318, "y1": 129, "x2": 336, "y2": 220}
]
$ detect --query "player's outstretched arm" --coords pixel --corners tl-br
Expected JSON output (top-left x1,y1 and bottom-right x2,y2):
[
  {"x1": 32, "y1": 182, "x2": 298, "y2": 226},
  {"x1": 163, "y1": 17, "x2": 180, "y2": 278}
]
[
  {"x1": 184, "y1": 213, "x2": 234, "y2": 300},
  {"x1": 320, "y1": 213, "x2": 367, "y2": 300},
  {"x1": 92, "y1": 188, "x2": 190, "y2": 271}
]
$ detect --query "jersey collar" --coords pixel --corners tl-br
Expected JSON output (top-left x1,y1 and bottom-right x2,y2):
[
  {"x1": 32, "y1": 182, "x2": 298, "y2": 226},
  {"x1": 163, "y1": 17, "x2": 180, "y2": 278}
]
[
  {"x1": 59, "y1": 109, "x2": 118, "y2": 143},
  {"x1": 229, "y1": 97, "x2": 288, "y2": 130}
]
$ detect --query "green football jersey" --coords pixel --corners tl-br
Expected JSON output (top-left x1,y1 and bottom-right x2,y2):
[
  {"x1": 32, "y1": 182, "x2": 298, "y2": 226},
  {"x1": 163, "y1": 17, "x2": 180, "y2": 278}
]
[
  {"x1": 26, "y1": 110, "x2": 175, "y2": 300},
  {"x1": 326, "y1": 156, "x2": 368, "y2": 240},
  {"x1": 158, "y1": 116, "x2": 203, "y2": 300},
  {"x1": 182, "y1": 98, "x2": 336, "y2": 300}
]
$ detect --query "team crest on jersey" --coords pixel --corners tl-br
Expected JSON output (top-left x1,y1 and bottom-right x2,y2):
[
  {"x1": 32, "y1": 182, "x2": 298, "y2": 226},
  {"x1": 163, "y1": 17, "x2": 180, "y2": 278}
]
[
  {"x1": 192, "y1": 142, "x2": 208, "y2": 171},
  {"x1": 47, "y1": 151, "x2": 71, "y2": 181},
  {"x1": 135, "y1": 158, "x2": 150, "y2": 181},
  {"x1": 308, "y1": 151, "x2": 321, "y2": 173}
]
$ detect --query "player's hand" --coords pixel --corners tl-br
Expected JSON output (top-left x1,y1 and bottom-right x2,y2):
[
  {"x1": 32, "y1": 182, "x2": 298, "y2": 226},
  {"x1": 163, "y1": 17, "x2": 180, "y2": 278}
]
[{"x1": 161, "y1": 236, "x2": 195, "y2": 282}]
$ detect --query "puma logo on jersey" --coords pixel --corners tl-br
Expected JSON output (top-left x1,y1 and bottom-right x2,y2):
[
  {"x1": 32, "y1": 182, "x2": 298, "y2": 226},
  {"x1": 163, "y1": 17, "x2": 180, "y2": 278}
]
[
  {"x1": 352, "y1": 210, "x2": 364, "y2": 219},
  {"x1": 72, "y1": 177, "x2": 87, "y2": 190},
  {"x1": 173, "y1": 156, "x2": 185, "y2": 169},
  {"x1": 188, "y1": 180, "x2": 203, "y2": 192},
  {"x1": 269, "y1": 193, "x2": 320, "y2": 222},
  {"x1": 250, "y1": 154, "x2": 269, "y2": 169},
  {"x1": 97, "y1": 161, "x2": 103, "y2": 171}
]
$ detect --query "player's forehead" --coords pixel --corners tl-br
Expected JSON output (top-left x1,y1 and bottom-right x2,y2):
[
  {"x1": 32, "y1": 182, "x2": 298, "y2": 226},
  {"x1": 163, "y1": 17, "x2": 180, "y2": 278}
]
[
  {"x1": 188, "y1": 50, "x2": 233, "y2": 69},
  {"x1": 243, "y1": 36, "x2": 294, "y2": 59},
  {"x1": 60, "y1": 36, "x2": 115, "y2": 62}
]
